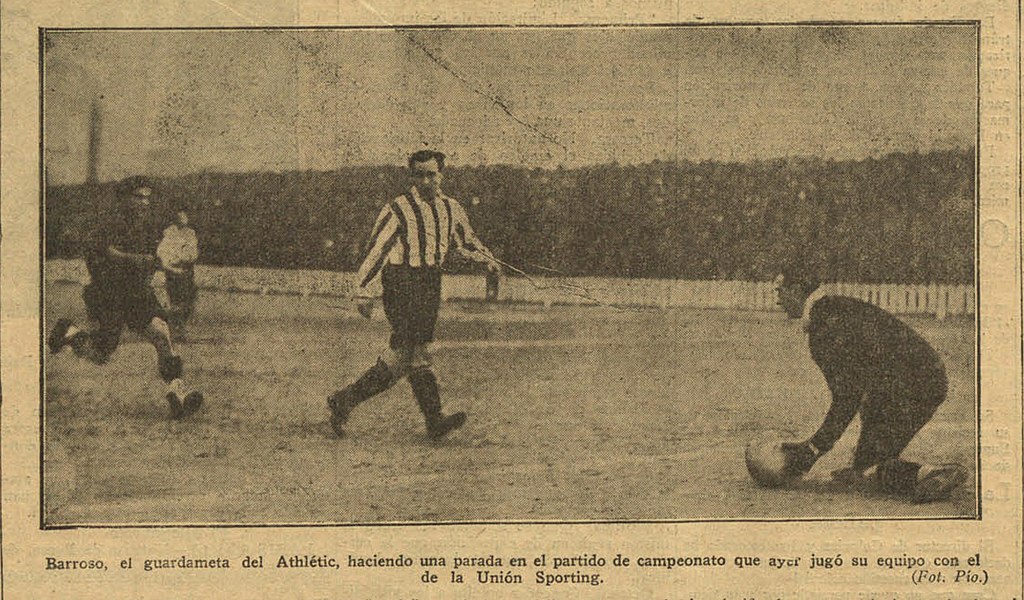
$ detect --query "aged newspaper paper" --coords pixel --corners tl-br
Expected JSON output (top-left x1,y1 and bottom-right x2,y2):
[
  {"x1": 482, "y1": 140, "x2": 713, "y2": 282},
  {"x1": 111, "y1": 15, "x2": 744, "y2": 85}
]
[{"x1": 2, "y1": 0, "x2": 1020, "y2": 598}]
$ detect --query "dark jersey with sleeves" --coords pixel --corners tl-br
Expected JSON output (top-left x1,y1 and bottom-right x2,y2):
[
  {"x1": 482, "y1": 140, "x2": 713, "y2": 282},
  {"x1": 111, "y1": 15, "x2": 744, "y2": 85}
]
[
  {"x1": 82, "y1": 211, "x2": 159, "y2": 290},
  {"x1": 805, "y1": 296, "x2": 947, "y2": 454}
]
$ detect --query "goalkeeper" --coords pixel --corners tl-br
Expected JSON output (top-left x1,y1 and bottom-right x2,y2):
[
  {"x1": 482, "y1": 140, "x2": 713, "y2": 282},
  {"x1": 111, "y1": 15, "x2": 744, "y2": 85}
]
[{"x1": 772, "y1": 267, "x2": 968, "y2": 503}]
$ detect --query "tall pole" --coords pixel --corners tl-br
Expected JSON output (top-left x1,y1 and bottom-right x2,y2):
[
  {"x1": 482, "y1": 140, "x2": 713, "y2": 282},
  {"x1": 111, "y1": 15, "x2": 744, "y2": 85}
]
[{"x1": 86, "y1": 96, "x2": 101, "y2": 184}]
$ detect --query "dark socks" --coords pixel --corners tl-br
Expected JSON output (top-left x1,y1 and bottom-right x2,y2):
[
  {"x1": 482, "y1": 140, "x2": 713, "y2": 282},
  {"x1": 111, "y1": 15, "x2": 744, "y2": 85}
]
[
  {"x1": 408, "y1": 368, "x2": 442, "y2": 425},
  {"x1": 345, "y1": 359, "x2": 395, "y2": 406}
]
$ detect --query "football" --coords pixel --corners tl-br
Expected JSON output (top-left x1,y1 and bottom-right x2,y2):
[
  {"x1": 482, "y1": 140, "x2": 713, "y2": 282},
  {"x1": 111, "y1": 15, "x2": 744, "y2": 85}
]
[{"x1": 745, "y1": 437, "x2": 798, "y2": 488}]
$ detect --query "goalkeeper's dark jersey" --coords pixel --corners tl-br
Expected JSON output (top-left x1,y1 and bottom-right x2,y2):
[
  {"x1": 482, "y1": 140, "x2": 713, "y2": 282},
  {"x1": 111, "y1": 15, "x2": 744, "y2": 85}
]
[
  {"x1": 83, "y1": 211, "x2": 160, "y2": 291},
  {"x1": 806, "y1": 296, "x2": 947, "y2": 453}
]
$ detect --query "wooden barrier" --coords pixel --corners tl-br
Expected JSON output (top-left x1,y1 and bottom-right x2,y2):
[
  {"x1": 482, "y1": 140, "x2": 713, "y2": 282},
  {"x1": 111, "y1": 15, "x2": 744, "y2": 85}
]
[{"x1": 44, "y1": 259, "x2": 975, "y2": 316}]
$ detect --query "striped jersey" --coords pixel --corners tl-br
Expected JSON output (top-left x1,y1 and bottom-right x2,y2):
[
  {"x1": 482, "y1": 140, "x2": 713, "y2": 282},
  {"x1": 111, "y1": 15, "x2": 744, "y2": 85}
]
[{"x1": 356, "y1": 186, "x2": 489, "y2": 290}]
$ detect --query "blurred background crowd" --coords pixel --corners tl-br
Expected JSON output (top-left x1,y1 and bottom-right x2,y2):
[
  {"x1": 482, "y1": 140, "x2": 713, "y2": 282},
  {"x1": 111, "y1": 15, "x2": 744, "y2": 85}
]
[{"x1": 45, "y1": 147, "x2": 974, "y2": 284}]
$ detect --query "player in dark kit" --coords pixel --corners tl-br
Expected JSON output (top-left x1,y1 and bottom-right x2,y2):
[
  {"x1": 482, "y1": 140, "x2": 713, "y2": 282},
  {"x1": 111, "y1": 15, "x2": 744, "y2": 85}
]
[
  {"x1": 328, "y1": 150, "x2": 501, "y2": 439},
  {"x1": 47, "y1": 178, "x2": 203, "y2": 419},
  {"x1": 773, "y1": 268, "x2": 968, "y2": 503}
]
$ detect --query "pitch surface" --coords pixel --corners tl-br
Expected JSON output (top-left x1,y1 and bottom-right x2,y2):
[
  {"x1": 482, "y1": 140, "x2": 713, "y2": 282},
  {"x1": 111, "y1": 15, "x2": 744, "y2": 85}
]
[{"x1": 43, "y1": 283, "x2": 977, "y2": 525}]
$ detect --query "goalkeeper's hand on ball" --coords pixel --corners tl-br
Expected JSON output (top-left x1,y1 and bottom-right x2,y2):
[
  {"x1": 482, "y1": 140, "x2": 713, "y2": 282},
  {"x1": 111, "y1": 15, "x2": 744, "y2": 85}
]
[
  {"x1": 780, "y1": 441, "x2": 819, "y2": 476},
  {"x1": 356, "y1": 298, "x2": 374, "y2": 320}
]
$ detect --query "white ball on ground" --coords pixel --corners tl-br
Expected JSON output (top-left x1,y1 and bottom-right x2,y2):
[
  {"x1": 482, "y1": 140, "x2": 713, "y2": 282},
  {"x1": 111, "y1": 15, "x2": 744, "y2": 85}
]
[{"x1": 745, "y1": 436, "x2": 799, "y2": 488}]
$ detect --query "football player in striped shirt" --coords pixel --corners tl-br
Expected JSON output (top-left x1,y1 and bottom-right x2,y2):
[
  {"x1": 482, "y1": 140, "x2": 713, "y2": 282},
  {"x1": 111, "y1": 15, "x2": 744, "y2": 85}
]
[{"x1": 328, "y1": 150, "x2": 501, "y2": 439}]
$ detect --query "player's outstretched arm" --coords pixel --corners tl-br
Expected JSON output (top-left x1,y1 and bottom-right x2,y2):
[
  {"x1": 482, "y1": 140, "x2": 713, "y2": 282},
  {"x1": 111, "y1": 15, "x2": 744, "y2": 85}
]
[
  {"x1": 107, "y1": 245, "x2": 157, "y2": 270},
  {"x1": 355, "y1": 298, "x2": 374, "y2": 320},
  {"x1": 458, "y1": 246, "x2": 502, "y2": 273},
  {"x1": 348, "y1": 204, "x2": 394, "y2": 319},
  {"x1": 449, "y1": 201, "x2": 500, "y2": 272},
  {"x1": 806, "y1": 384, "x2": 861, "y2": 459}
]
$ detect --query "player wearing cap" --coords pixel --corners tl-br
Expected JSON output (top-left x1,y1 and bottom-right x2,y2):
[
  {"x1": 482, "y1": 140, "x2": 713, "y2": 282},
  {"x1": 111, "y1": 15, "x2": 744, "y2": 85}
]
[
  {"x1": 48, "y1": 177, "x2": 204, "y2": 419},
  {"x1": 327, "y1": 150, "x2": 501, "y2": 439},
  {"x1": 772, "y1": 267, "x2": 968, "y2": 502}
]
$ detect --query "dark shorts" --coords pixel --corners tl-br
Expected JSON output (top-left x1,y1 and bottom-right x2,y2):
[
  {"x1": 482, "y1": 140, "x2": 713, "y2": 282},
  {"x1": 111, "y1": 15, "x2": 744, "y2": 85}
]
[
  {"x1": 83, "y1": 281, "x2": 166, "y2": 355},
  {"x1": 165, "y1": 269, "x2": 198, "y2": 318},
  {"x1": 381, "y1": 265, "x2": 442, "y2": 350}
]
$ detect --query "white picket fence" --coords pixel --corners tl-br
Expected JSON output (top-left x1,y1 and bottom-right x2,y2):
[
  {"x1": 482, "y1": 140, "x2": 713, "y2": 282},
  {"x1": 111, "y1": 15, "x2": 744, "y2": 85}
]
[{"x1": 44, "y1": 259, "x2": 975, "y2": 317}]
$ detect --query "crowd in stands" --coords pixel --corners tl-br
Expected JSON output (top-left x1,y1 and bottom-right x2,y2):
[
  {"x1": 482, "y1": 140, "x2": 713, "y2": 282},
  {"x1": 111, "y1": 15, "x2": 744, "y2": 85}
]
[{"x1": 46, "y1": 148, "x2": 974, "y2": 284}]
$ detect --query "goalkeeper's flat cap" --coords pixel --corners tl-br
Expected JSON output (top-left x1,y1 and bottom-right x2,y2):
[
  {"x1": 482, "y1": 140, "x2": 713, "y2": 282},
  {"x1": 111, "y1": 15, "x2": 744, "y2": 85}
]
[{"x1": 120, "y1": 176, "x2": 154, "y2": 198}]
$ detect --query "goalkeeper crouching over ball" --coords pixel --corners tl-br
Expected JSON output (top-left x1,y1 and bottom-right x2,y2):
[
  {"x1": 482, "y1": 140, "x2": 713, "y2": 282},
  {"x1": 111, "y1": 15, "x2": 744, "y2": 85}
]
[
  {"x1": 772, "y1": 266, "x2": 968, "y2": 503},
  {"x1": 328, "y1": 150, "x2": 501, "y2": 439}
]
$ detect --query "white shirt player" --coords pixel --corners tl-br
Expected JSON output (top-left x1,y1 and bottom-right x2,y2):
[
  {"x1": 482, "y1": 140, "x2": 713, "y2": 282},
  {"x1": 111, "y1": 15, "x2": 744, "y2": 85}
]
[{"x1": 157, "y1": 220, "x2": 198, "y2": 275}]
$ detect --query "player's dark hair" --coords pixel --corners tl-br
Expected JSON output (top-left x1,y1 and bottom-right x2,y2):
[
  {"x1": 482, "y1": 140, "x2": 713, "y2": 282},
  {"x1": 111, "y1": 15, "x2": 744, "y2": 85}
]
[
  {"x1": 408, "y1": 150, "x2": 446, "y2": 171},
  {"x1": 119, "y1": 176, "x2": 153, "y2": 197},
  {"x1": 780, "y1": 264, "x2": 820, "y2": 295}
]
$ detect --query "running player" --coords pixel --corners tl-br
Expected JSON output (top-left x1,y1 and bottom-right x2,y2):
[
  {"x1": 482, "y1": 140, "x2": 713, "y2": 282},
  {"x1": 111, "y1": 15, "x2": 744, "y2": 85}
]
[{"x1": 48, "y1": 177, "x2": 203, "y2": 419}]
